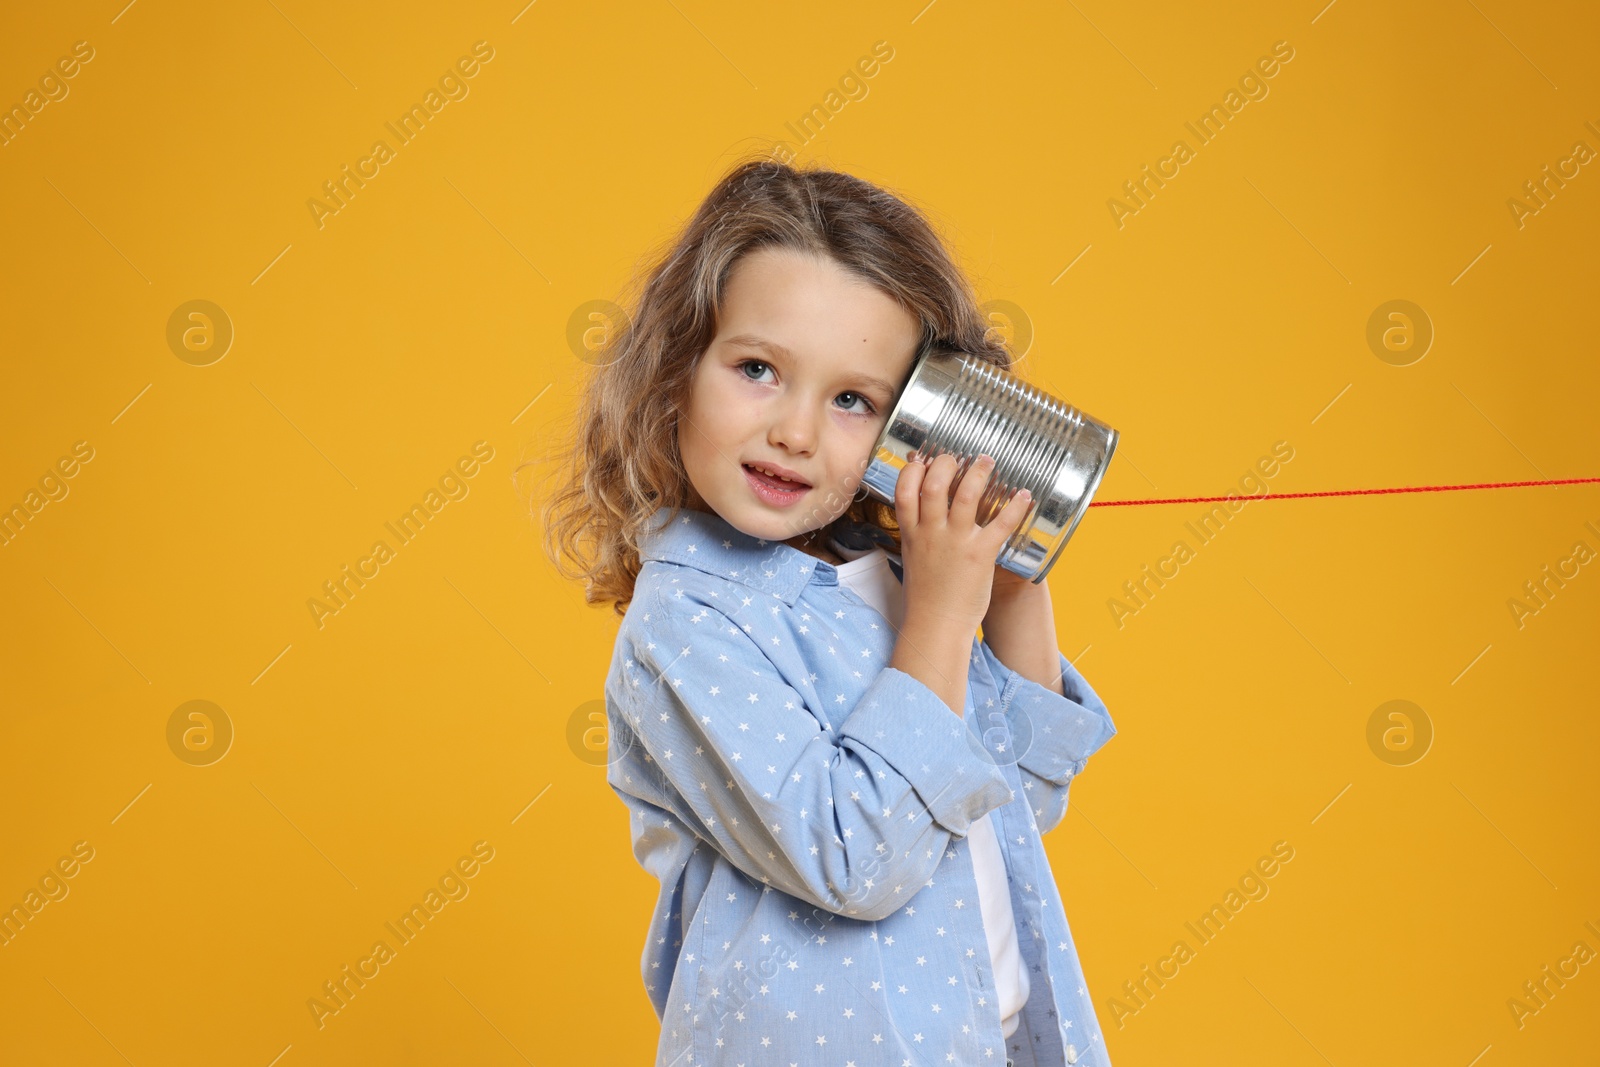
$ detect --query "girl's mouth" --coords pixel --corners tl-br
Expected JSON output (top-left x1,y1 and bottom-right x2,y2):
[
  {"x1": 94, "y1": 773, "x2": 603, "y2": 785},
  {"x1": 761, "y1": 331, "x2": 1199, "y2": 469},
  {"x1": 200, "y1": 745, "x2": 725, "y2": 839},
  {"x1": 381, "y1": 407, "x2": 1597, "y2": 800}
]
[{"x1": 743, "y1": 464, "x2": 809, "y2": 507}]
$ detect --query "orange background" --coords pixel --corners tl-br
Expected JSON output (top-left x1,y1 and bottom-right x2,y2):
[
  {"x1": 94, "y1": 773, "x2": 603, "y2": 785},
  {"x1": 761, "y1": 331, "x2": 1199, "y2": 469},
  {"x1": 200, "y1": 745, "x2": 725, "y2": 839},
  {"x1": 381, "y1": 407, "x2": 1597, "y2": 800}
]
[{"x1": 1, "y1": 1, "x2": 1596, "y2": 1064}]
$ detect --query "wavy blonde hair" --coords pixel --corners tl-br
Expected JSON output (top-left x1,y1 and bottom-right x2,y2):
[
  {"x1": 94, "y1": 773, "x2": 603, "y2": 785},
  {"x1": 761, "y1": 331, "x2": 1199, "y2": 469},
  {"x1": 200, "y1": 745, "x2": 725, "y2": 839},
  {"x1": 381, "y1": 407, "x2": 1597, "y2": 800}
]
[{"x1": 537, "y1": 153, "x2": 1014, "y2": 617}]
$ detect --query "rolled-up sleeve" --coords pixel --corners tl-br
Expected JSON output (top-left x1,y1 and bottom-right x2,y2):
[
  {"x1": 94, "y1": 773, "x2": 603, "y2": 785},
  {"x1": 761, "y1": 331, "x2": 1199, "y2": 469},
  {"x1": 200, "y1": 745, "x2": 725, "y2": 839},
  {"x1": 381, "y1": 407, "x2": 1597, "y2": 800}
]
[
  {"x1": 977, "y1": 639, "x2": 1116, "y2": 835},
  {"x1": 608, "y1": 582, "x2": 1014, "y2": 922},
  {"x1": 833, "y1": 667, "x2": 1015, "y2": 838}
]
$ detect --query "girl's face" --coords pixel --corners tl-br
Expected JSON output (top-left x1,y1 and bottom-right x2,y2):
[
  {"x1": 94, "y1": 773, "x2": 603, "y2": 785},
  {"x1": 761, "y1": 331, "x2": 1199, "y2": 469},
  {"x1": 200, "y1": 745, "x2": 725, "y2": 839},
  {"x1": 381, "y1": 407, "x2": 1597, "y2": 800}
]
[{"x1": 678, "y1": 245, "x2": 920, "y2": 549}]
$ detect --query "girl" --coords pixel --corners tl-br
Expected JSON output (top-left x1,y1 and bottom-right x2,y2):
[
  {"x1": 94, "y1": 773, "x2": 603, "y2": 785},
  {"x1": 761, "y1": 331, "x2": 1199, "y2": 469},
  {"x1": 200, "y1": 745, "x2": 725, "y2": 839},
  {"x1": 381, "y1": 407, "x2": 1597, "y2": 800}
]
[{"x1": 542, "y1": 157, "x2": 1118, "y2": 1067}]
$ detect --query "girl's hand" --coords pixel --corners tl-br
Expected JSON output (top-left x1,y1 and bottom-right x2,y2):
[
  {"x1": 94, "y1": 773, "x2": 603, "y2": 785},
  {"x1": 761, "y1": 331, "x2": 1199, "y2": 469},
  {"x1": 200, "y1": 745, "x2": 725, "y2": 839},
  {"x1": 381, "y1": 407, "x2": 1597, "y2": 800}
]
[{"x1": 894, "y1": 451, "x2": 1033, "y2": 633}]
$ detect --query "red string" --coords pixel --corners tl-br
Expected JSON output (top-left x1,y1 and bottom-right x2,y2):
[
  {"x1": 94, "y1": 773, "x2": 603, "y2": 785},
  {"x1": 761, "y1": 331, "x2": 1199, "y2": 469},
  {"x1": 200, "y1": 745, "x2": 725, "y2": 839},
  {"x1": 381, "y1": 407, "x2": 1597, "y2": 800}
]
[{"x1": 1089, "y1": 476, "x2": 1600, "y2": 508}]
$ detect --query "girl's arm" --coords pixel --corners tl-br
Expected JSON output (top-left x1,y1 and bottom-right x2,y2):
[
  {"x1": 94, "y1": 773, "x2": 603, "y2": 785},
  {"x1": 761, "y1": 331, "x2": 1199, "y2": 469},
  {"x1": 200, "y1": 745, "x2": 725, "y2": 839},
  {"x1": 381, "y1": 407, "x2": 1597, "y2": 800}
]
[
  {"x1": 978, "y1": 579, "x2": 1117, "y2": 837},
  {"x1": 980, "y1": 575, "x2": 1068, "y2": 697},
  {"x1": 607, "y1": 580, "x2": 1015, "y2": 923}
]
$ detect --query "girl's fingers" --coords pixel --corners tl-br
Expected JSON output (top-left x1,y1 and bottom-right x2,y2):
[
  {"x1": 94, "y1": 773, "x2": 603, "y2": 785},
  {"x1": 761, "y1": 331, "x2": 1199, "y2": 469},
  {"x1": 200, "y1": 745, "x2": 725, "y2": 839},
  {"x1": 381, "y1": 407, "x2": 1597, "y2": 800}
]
[
  {"x1": 920, "y1": 452, "x2": 957, "y2": 525},
  {"x1": 949, "y1": 453, "x2": 994, "y2": 529},
  {"x1": 895, "y1": 452, "x2": 923, "y2": 528},
  {"x1": 987, "y1": 485, "x2": 1033, "y2": 546}
]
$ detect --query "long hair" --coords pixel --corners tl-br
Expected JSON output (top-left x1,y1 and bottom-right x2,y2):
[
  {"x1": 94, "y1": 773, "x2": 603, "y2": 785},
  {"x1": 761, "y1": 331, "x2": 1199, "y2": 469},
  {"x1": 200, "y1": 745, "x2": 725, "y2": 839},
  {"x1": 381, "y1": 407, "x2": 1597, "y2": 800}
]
[{"x1": 536, "y1": 153, "x2": 1014, "y2": 617}]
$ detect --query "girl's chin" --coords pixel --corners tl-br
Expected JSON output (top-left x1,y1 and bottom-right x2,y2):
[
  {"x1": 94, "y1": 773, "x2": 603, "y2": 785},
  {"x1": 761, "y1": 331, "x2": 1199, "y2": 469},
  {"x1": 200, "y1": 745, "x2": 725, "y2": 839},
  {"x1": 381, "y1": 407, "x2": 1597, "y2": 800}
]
[{"x1": 726, "y1": 508, "x2": 818, "y2": 544}]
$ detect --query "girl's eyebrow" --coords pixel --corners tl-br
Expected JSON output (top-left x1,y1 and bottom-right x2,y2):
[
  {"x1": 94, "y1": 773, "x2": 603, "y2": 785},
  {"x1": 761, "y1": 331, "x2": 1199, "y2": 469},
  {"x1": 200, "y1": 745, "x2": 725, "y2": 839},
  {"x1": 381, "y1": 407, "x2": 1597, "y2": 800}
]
[{"x1": 723, "y1": 334, "x2": 899, "y2": 400}]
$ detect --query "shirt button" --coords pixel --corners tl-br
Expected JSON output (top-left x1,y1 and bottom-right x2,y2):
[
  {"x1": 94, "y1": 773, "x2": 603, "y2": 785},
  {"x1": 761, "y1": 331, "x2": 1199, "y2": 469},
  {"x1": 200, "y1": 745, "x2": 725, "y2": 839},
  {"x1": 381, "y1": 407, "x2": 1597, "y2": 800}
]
[{"x1": 1065, "y1": 1043, "x2": 1078, "y2": 1063}]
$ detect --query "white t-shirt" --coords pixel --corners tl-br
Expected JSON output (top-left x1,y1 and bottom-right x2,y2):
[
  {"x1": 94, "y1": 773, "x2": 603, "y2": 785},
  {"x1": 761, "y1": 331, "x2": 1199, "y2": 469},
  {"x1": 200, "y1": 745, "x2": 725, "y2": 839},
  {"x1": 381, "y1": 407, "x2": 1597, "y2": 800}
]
[{"x1": 825, "y1": 537, "x2": 1032, "y2": 1040}]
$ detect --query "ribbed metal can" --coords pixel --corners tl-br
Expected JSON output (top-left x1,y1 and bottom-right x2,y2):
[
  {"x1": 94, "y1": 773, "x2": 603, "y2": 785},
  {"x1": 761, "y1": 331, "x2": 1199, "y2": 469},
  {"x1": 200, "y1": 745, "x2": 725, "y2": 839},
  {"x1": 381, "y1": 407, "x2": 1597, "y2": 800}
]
[{"x1": 859, "y1": 346, "x2": 1118, "y2": 582}]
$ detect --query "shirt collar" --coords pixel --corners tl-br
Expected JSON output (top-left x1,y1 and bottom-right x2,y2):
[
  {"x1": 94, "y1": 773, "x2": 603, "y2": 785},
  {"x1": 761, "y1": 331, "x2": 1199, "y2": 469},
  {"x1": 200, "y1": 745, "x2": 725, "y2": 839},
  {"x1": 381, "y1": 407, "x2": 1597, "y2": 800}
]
[{"x1": 638, "y1": 506, "x2": 839, "y2": 604}]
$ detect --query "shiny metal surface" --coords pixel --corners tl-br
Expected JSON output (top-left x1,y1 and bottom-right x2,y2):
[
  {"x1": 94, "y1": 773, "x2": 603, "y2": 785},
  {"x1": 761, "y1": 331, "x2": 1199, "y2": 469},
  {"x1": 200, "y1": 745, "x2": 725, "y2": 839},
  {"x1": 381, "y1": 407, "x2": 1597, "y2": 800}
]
[{"x1": 861, "y1": 346, "x2": 1118, "y2": 582}]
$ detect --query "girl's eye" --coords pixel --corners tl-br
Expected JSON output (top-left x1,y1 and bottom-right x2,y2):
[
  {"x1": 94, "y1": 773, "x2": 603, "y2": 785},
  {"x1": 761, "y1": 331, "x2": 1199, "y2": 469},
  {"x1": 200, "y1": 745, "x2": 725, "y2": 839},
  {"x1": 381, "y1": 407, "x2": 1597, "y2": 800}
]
[
  {"x1": 736, "y1": 360, "x2": 878, "y2": 418},
  {"x1": 737, "y1": 359, "x2": 775, "y2": 384},
  {"x1": 834, "y1": 391, "x2": 876, "y2": 417}
]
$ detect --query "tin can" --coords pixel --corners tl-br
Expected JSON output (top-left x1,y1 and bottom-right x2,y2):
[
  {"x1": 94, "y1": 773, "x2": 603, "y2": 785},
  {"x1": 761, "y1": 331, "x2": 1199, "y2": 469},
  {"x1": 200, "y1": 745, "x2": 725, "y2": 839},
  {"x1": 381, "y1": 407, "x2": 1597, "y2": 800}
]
[{"x1": 859, "y1": 346, "x2": 1118, "y2": 582}]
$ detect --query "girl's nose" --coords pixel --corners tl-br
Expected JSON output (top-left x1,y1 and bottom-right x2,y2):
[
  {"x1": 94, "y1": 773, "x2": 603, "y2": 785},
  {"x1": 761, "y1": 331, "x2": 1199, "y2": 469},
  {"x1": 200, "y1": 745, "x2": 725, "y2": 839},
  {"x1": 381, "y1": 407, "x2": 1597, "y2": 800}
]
[{"x1": 768, "y1": 400, "x2": 817, "y2": 454}]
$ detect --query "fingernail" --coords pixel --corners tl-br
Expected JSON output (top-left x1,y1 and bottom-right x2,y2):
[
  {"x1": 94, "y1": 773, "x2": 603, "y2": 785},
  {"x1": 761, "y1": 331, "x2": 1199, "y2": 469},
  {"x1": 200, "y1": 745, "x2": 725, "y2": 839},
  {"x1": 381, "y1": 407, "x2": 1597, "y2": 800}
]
[{"x1": 1018, "y1": 489, "x2": 1031, "y2": 499}]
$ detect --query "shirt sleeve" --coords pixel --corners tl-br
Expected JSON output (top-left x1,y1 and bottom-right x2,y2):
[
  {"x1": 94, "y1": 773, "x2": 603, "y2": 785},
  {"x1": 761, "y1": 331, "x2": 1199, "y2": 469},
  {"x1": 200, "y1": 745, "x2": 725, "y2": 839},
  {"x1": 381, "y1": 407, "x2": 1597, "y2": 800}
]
[
  {"x1": 608, "y1": 580, "x2": 1015, "y2": 922},
  {"x1": 975, "y1": 638, "x2": 1116, "y2": 836}
]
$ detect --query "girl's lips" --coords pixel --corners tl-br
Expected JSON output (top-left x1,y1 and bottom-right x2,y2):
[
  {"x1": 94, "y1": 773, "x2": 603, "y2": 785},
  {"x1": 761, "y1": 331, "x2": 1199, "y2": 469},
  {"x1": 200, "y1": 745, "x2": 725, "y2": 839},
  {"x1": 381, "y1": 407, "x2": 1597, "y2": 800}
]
[
  {"x1": 743, "y1": 464, "x2": 809, "y2": 507},
  {"x1": 743, "y1": 461, "x2": 810, "y2": 487}
]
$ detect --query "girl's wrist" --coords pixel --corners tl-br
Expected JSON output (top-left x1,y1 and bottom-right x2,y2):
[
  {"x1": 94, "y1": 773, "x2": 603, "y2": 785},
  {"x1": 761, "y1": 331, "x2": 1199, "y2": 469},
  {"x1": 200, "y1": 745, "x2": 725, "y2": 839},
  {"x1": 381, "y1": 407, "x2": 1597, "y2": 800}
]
[
  {"x1": 988, "y1": 570, "x2": 1051, "y2": 612},
  {"x1": 981, "y1": 579, "x2": 1064, "y2": 696},
  {"x1": 981, "y1": 594, "x2": 1051, "y2": 646}
]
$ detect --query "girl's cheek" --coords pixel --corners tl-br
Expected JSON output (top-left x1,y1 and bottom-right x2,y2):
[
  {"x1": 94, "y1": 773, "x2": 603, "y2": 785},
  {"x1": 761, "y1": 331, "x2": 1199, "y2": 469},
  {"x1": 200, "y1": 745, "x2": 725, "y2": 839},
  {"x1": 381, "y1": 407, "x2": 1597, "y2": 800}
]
[{"x1": 845, "y1": 412, "x2": 883, "y2": 437}]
